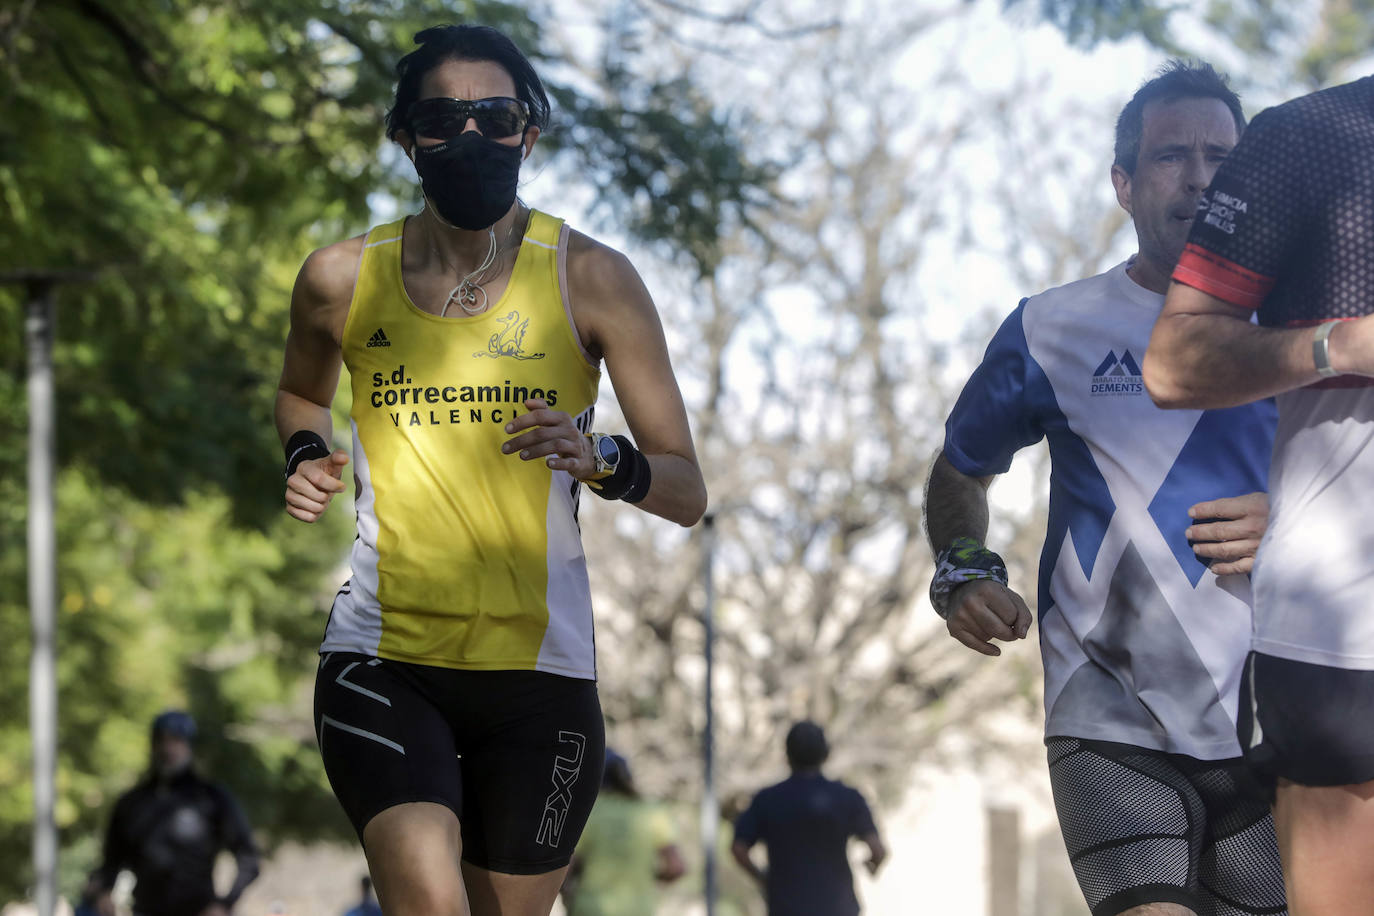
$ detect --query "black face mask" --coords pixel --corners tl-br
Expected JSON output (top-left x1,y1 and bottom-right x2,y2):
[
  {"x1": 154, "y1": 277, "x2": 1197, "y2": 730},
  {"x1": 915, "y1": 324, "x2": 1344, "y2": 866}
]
[{"x1": 411, "y1": 132, "x2": 523, "y2": 230}]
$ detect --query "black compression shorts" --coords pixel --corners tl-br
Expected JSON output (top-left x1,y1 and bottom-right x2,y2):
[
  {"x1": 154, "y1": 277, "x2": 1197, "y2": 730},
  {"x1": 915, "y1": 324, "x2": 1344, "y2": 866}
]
[
  {"x1": 1047, "y1": 737, "x2": 1286, "y2": 916},
  {"x1": 313, "y1": 652, "x2": 605, "y2": 874}
]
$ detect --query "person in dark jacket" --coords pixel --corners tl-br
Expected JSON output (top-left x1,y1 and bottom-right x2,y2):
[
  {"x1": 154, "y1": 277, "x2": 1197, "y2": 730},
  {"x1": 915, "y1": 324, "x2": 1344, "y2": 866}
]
[{"x1": 88, "y1": 710, "x2": 260, "y2": 916}]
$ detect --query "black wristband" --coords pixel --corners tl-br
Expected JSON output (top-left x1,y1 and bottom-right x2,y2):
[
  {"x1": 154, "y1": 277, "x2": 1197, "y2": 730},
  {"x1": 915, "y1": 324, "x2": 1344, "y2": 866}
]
[
  {"x1": 284, "y1": 430, "x2": 330, "y2": 479},
  {"x1": 622, "y1": 440, "x2": 652, "y2": 504},
  {"x1": 588, "y1": 435, "x2": 652, "y2": 503}
]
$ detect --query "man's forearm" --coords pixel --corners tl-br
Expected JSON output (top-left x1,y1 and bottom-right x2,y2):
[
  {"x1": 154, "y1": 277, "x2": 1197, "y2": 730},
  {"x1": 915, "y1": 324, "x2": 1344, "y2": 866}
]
[
  {"x1": 924, "y1": 452, "x2": 994, "y2": 552},
  {"x1": 1145, "y1": 282, "x2": 1321, "y2": 409},
  {"x1": 731, "y1": 843, "x2": 765, "y2": 886},
  {"x1": 222, "y1": 852, "x2": 260, "y2": 908}
]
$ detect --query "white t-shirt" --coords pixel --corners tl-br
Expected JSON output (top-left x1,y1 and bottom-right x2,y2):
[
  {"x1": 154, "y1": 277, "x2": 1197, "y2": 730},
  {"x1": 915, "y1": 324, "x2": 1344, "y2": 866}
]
[
  {"x1": 1250, "y1": 387, "x2": 1374, "y2": 668},
  {"x1": 944, "y1": 261, "x2": 1276, "y2": 759}
]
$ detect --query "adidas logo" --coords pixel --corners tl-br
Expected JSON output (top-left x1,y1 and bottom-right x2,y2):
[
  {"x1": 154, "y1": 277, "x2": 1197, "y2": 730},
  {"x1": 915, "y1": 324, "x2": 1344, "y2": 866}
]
[
  {"x1": 1090, "y1": 349, "x2": 1144, "y2": 396},
  {"x1": 366, "y1": 328, "x2": 391, "y2": 348}
]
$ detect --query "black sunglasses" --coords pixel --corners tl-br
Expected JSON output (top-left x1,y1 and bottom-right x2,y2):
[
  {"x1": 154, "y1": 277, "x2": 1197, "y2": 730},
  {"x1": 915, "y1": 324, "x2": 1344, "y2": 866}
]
[{"x1": 407, "y1": 96, "x2": 531, "y2": 140}]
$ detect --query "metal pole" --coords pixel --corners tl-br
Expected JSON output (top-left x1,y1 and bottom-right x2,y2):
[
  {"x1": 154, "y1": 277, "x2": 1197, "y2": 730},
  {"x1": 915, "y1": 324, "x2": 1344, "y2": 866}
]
[
  {"x1": 987, "y1": 804, "x2": 1021, "y2": 916},
  {"x1": 27, "y1": 280, "x2": 58, "y2": 916},
  {"x1": 700, "y1": 514, "x2": 718, "y2": 916}
]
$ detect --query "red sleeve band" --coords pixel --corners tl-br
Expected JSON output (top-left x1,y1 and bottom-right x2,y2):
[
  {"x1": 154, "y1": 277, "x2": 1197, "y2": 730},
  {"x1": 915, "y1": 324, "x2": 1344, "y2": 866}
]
[{"x1": 1172, "y1": 243, "x2": 1275, "y2": 311}]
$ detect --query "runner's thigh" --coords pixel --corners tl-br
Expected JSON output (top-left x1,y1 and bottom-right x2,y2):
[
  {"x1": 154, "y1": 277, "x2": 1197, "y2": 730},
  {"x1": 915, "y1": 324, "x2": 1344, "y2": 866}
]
[
  {"x1": 1048, "y1": 737, "x2": 1205, "y2": 916},
  {"x1": 1188, "y1": 757, "x2": 1287, "y2": 916},
  {"x1": 314, "y1": 652, "x2": 463, "y2": 839},
  {"x1": 456, "y1": 671, "x2": 605, "y2": 875}
]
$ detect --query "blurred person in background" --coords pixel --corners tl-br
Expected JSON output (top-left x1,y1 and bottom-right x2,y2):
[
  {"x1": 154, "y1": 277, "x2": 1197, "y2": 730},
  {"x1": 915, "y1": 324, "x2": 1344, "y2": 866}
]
[
  {"x1": 341, "y1": 876, "x2": 383, "y2": 916},
  {"x1": 561, "y1": 748, "x2": 685, "y2": 915},
  {"x1": 731, "y1": 721, "x2": 886, "y2": 916},
  {"x1": 86, "y1": 710, "x2": 260, "y2": 916}
]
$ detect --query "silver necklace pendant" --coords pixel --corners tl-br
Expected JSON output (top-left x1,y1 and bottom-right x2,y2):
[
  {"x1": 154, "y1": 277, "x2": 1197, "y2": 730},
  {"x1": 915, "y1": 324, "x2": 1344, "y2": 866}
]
[
  {"x1": 441, "y1": 282, "x2": 487, "y2": 317},
  {"x1": 434, "y1": 222, "x2": 510, "y2": 318},
  {"x1": 455, "y1": 281, "x2": 487, "y2": 314}
]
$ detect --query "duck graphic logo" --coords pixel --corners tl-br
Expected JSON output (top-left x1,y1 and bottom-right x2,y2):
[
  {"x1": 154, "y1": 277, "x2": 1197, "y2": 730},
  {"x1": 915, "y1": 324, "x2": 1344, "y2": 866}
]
[
  {"x1": 476, "y1": 310, "x2": 546, "y2": 361},
  {"x1": 1090, "y1": 349, "x2": 1145, "y2": 397}
]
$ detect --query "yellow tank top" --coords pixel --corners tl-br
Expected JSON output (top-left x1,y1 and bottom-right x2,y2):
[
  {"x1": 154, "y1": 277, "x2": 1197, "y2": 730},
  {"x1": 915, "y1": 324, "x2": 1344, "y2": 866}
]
[{"x1": 321, "y1": 211, "x2": 603, "y2": 678}]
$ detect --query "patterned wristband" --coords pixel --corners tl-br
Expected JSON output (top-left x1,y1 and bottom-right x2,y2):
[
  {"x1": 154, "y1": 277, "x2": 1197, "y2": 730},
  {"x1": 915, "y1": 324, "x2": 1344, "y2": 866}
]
[{"x1": 929, "y1": 537, "x2": 1009, "y2": 620}]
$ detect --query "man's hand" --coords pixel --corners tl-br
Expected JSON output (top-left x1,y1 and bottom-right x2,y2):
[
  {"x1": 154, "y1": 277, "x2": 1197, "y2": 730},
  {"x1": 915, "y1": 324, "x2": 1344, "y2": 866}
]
[
  {"x1": 1187, "y1": 491, "x2": 1268, "y2": 576},
  {"x1": 284, "y1": 450, "x2": 349, "y2": 522},
  {"x1": 945, "y1": 580, "x2": 1032, "y2": 657},
  {"x1": 861, "y1": 831, "x2": 887, "y2": 875},
  {"x1": 502, "y1": 398, "x2": 595, "y2": 477}
]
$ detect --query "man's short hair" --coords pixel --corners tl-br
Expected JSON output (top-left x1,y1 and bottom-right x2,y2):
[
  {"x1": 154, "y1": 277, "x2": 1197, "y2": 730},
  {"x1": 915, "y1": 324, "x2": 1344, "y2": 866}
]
[
  {"x1": 385, "y1": 24, "x2": 551, "y2": 141},
  {"x1": 785, "y1": 720, "x2": 829, "y2": 769},
  {"x1": 1114, "y1": 60, "x2": 1245, "y2": 175}
]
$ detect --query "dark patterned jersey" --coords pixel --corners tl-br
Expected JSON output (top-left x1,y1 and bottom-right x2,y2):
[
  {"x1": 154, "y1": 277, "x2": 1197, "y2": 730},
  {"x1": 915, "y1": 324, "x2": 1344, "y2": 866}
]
[{"x1": 1173, "y1": 76, "x2": 1374, "y2": 327}]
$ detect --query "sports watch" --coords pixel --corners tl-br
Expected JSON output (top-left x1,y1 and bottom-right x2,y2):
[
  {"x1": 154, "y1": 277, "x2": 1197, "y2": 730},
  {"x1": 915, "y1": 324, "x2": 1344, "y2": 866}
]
[{"x1": 587, "y1": 432, "x2": 621, "y2": 480}]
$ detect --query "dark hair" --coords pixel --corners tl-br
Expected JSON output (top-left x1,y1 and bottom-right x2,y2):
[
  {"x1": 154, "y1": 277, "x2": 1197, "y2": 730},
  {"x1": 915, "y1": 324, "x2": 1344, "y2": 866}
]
[
  {"x1": 785, "y1": 720, "x2": 828, "y2": 770},
  {"x1": 385, "y1": 25, "x2": 551, "y2": 141},
  {"x1": 1114, "y1": 60, "x2": 1245, "y2": 175}
]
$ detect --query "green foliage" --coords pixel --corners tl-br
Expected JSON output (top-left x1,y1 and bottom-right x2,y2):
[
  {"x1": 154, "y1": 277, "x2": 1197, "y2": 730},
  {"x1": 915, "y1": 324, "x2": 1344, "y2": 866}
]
[
  {"x1": 1009, "y1": 0, "x2": 1374, "y2": 91},
  {"x1": 0, "y1": 0, "x2": 766, "y2": 902},
  {"x1": 0, "y1": 0, "x2": 767, "y2": 508},
  {"x1": 0, "y1": 470, "x2": 356, "y2": 900},
  {"x1": 1003, "y1": 0, "x2": 1179, "y2": 51},
  {"x1": 1293, "y1": 0, "x2": 1374, "y2": 89}
]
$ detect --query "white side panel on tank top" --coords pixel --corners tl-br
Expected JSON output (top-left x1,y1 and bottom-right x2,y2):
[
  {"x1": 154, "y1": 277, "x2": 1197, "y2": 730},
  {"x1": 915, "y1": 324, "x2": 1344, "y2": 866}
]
[
  {"x1": 321, "y1": 418, "x2": 384, "y2": 656},
  {"x1": 536, "y1": 466, "x2": 597, "y2": 679},
  {"x1": 534, "y1": 404, "x2": 597, "y2": 678}
]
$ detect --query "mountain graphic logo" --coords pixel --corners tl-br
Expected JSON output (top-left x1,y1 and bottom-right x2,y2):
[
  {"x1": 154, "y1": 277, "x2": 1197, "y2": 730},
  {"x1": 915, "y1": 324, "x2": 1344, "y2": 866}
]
[
  {"x1": 1093, "y1": 349, "x2": 1141, "y2": 377},
  {"x1": 1090, "y1": 349, "x2": 1144, "y2": 396},
  {"x1": 366, "y1": 328, "x2": 391, "y2": 348}
]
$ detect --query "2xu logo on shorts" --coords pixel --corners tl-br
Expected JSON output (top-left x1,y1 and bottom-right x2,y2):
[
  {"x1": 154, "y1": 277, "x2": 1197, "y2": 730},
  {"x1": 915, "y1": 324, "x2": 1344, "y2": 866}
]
[{"x1": 535, "y1": 731, "x2": 586, "y2": 848}]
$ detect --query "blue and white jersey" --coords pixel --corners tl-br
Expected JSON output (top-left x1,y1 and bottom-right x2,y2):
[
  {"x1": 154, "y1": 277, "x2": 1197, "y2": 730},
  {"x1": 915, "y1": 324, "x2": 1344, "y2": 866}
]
[{"x1": 944, "y1": 261, "x2": 1276, "y2": 760}]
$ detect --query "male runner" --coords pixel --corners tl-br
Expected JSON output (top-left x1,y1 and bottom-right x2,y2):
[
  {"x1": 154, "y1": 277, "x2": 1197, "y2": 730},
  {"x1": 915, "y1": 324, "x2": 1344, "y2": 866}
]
[
  {"x1": 276, "y1": 24, "x2": 706, "y2": 916},
  {"x1": 1144, "y1": 74, "x2": 1374, "y2": 913},
  {"x1": 924, "y1": 62, "x2": 1286, "y2": 916},
  {"x1": 731, "y1": 721, "x2": 886, "y2": 916},
  {"x1": 88, "y1": 711, "x2": 260, "y2": 916}
]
